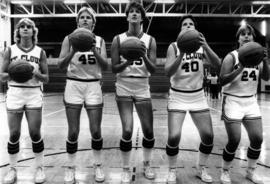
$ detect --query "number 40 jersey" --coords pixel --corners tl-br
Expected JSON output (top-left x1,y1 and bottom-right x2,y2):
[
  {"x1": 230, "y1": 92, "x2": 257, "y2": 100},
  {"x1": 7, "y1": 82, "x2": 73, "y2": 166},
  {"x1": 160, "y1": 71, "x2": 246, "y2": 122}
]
[
  {"x1": 67, "y1": 35, "x2": 103, "y2": 80},
  {"x1": 170, "y1": 42, "x2": 204, "y2": 92},
  {"x1": 223, "y1": 50, "x2": 259, "y2": 97}
]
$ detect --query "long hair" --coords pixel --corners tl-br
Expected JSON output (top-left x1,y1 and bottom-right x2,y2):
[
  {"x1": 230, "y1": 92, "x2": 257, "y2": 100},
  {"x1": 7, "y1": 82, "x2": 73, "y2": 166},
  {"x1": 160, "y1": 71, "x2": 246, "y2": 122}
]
[{"x1": 13, "y1": 18, "x2": 38, "y2": 44}]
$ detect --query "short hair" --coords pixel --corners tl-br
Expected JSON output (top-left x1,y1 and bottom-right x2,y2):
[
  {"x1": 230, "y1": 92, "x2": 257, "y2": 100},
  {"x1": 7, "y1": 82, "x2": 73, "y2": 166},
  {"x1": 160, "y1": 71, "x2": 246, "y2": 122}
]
[
  {"x1": 179, "y1": 15, "x2": 197, "y2": 29},
  {"x1": 76, "y1": 7, "x2": 96, "y2": 31},
  {"x1": 125, "y1": 1, "x2": 146, "y2": 22},
  {"x1": 236, "y1": 23, "x2": 256, "y2": 39},
  {"x1": 14, "y1": 18, "x2": 38, "y2": 44}
]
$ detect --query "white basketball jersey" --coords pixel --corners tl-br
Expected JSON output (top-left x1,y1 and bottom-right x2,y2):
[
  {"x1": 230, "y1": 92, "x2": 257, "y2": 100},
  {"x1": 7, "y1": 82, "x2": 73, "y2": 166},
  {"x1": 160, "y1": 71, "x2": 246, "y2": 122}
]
[
  {"x1": 8, "y1": 44, "x2": 42, "y2": 87},
  {"x1": 223, "y1": 50, "x2": 259, "y2": 97},
  {"x1": 170, "y1": 42, "x2": 204, "y2": 91},
  {"x1": 67, "y1": 35, "x2": 103, "y2": 80},
  {"x1": 117, "y1": 32, "x2": 151, "y2": 78}
]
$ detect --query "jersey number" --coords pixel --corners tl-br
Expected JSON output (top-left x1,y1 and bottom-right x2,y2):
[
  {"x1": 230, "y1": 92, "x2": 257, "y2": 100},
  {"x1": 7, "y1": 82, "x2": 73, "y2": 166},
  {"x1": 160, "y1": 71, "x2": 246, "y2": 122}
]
[
  {"x1": 182, "y1": 61, "x2": 199, "y2": 72},
  {"x1": 241, "y1": 70, "x2": 257, "y2": 81},
  {"x1": 128, "y1": 58, "x2": 143, "y2": 66},
  {"x1": 79, "y1": 55, "x2": 96, "y2": 64}
]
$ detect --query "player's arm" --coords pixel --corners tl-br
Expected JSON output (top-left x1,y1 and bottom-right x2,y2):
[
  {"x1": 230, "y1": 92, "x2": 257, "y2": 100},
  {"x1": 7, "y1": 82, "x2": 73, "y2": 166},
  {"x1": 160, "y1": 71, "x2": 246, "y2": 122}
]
[
  {"x1": 141, "y1": 37, "x2": 156, "y2": 74},
  {"x1": 199, "y1": 33, "x2": 221, "y2": 71},
  {"x1": 58, "y1": 36, "x2": 75, "y2": 70},
  {"x1": 0, "y1": 47, "x2": 11, "y2": 82},
  {"x1": 260, "y1": 49, "x2": 270, "y2": 81},
  {"x1": 111, "y1": 36, "x2": 133, "y2": 73},
  {"x1": 219, "y1": 53, "x2": 244, "y2": 86},
  {"x1": 92, "y1": 38, "x2": 108, "y2": 70},
  {"x1": 33, "y1": 49, "x2": 49, "y2": 83},
  {"x1": 164, "y1": 43, "x2": 184, "y2": 77}
]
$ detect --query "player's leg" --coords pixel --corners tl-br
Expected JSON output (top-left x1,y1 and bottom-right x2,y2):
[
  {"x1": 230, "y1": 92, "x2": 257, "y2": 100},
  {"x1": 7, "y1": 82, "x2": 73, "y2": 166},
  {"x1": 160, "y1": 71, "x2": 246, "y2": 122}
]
[
  {"x1": 3, "y1": 87, "x2": 24, "y2": 184},
  {"x1": 166, "y1": 110, "x2": 186, "y2": 184},
  {"x1": 243, "y1": 116, "x2": 263, "y2": 184},
  {"x1": 116, "y1": 95, "x2": 134, "y2": 183},
  {"x1": 190, "y1": 110, "x2": 214, "y2": 183},
  {"x1": 134, "y1": 97, "x2": 155, "y2": 179},
  {"x1": 85, "y1": 82, "x2": 105, "y2": 182}
]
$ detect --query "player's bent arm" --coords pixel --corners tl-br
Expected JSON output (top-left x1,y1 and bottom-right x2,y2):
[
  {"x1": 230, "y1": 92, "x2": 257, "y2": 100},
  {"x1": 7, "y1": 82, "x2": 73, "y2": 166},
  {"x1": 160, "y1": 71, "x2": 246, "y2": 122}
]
[
  {"x1": 260, "y1": 52, "x2": 270, "y2": 81},
  {"x1": 111, "y1": 36, "x2": 132, "y2": 73},
  {"x1": 33, "y1": 50, "x2": 49, "y2": 83},
  {"x1": 0, "y1": 47, "x2": 11, "y2": 82},
  {"x1": 142, "y1": 37, "x2": 156, "y2": 74},
  {"x1": 219, "y1": 54, "x2": 243, "y2": 86},
  {"x1": 58, "y1": 36, "x2": 75, "y2": 70},
  {"x1": 164, "y1": 44, "x2": 184, "y2": 77},
  {"x1": 93, "y1": 38, "x2": 108, "y2": 70}
]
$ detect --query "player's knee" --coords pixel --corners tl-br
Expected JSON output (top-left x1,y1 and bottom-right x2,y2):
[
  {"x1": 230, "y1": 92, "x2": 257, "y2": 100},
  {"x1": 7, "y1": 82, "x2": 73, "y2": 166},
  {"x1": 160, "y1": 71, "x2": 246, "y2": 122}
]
[
  {"x1": 247, "y1": 146, "x2": 261, "y2": 160},
  {"x1": 92, "y1": 138, "x2": 103, "y2": 150},
  {"x1": 32, "y1": 138, "x2": 44, "y2": 153},
  {"x1": 29, "y1": 132, "x2": 41, "y2": 142},
  {"x1": 122, "y1": 130, "x2": 133, "y2": 141},
  {"x1": 120, "y1": 138, "x2": 132, "y2": 152},
  {"x1": 68, "y1": 132, "x2": 79, "y2": 142},
  {"x1": 166, "y1": 143, "x2": 179, "y2": 156},
  {"x1": 250, "y1": 135, "x2": 263, "y2": 149},
  {"x1": 167, "y1": 135, "x2": 180, "y2": 147},
  {"x1": 223, "y1": 146, "x2": 235, "y2": 162},
  {"x1": 142, "y1": 137, "x2": 155, "y2": 149},
  {"x1": 143, "y1": 129, "x2": 154, "y2": 139},
  {"x1": 91, "y1": 131, "x2": 101, "y2": 140},
  {"x1": 7, "y1": 141, "x2": 20, "y2": 154},
  {"x1": 66, "y1": 139, "x2": 78, "y2": 154},
  {"x1": 201, "y1": 132, "x2": 213, "y2": 145},
  {"x1": 9, "y1": 131, "x2": 20, "y2": 143},
  {"x1": 199, "y1": 142, "x2": 213, "y2": 154}
]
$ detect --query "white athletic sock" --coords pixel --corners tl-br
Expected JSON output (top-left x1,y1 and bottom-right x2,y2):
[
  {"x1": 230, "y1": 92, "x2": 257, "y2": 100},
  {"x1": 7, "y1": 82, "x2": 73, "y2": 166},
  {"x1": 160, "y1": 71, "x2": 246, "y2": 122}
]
[{"x1": 34, "y1": 152, "x2": 44, "y2": 168}]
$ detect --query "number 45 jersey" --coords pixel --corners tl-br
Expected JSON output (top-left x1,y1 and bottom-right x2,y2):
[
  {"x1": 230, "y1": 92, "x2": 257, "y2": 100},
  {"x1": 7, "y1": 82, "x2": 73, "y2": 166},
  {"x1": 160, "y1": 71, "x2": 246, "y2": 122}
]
[
  {"x1": 223, "y1": 50, "x2": 259, "y2": 97},
  {"x1": 170, "y1": 42, "x2": 204, "y2": 92},
  {"x1": 67, "y1": 35, "x2": 103, "y2": 80}
]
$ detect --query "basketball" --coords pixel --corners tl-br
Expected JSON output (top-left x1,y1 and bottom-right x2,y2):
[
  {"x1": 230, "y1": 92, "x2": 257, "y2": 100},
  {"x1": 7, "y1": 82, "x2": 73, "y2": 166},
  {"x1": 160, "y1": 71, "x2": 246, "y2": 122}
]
[
  {"x1": 69, "y1": 28, "x2": 95, "y2": 52},
  {"x1": 238, "y1": 41, "x2": 264, "y2": 67},
  {"x1": 8, "y1": 59, "x2": 34, "y2": 83},
  {"x1": 177, "y1": 29, "x2": 201, "y2": 53},
  {"x1": 119, "y1": 36, "x2": 145, "y2": 60}
]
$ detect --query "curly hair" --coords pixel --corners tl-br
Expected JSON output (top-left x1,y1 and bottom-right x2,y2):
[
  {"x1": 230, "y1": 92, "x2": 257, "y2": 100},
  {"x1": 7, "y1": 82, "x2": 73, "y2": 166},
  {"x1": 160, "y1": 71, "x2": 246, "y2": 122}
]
[
  {"x1": 13, "y1": 18, "x2": 38, "y2": 44},
  {"x1": 179, "y1": 15, "x2": 198, "y2": 30}
]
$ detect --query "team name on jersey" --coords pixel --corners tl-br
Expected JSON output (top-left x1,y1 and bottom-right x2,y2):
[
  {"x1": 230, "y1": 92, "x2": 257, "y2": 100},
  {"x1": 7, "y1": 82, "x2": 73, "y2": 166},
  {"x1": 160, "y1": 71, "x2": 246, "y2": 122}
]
[
  {"x1": 11, "y1": 55, "x2": 40, "y2": 63},
  {"x1": 184, "y1": 52, "x2": 203, "y2": 61}
]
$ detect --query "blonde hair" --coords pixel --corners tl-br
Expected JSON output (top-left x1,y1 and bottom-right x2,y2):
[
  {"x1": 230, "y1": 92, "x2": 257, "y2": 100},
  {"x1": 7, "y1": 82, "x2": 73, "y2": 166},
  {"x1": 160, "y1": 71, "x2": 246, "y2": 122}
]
[
  {"x1": 13, "y1": 18, "x2": 38, "y2": 44},
  {"x1": 76, "y1": 7, "x2": 96, "y2": 31}
]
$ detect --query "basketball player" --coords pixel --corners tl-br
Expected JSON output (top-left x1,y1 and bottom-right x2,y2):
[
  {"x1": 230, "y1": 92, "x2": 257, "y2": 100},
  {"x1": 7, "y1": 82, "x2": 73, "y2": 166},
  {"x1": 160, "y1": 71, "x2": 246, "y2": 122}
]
[
  {"x1": 110, "y1": 1, "x2": 157, "y2": 183},
  {"x1": 219, "y1": 24, "x2": 270, "y2": 184},
  {"x1": 164, "y1": 15, "x2": 220, "y2": 183},
  {"x1": 0, "y1": 18, "x2": 49, "y2": 183},
  {"x1": 58, "y1": 6, "x2": 108, "y2": 183}
]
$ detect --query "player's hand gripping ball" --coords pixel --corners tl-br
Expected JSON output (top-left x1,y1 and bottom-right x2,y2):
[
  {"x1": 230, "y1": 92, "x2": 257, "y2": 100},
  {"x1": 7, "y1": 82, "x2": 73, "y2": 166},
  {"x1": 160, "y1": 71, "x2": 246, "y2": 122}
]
[
  {"x1": 120, "y1": 36, "x2": 146, "y2": 60},
  {"x1": 69, "y1": 28, "x2": 96, "y2": 52},
  {"x1": 8, "y1": 59, "x2": 34, "y2": 83},
  {"x1": 177, "y1": 29, "x2": 201, "y2": 54},
  {"x1": 238, "y1": 41, "x2": 264, "y2": 67}
]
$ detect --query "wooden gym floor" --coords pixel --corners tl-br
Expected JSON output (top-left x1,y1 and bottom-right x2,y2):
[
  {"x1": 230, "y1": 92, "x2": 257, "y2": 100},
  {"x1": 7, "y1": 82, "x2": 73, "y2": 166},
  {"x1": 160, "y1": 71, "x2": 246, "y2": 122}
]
[{"x1": 0, "y1": 92, "x2": 270, "y2": 184}]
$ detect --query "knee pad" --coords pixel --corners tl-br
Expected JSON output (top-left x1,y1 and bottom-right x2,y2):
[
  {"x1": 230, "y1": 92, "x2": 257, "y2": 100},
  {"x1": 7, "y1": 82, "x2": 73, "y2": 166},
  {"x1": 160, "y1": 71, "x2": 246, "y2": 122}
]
[
  {"x1": 7, "y1": 141, "x2": 20, "y2": 154},
  {"x1": 247, "y1": 146, "x2": 261, "y2": 160},
  {"x1": 66, "y1": 140, "x2": 78, "y2": 154},
  {"x1": 92, "y1": 138, "x2": 103, "y2": 150},
  {"x1": 199, "y1": 142, "x2": 213, "y2": 154},
  {"x1": 120, "y1": 139, "x2": 132, "y2": 152},
  {"x1": 32, "y1": 139, "x2": 44, "y2": 153},
  {"x1": 142, "y1": 137, "x2": 155, "y2": 149},
  {"x1": 166, "y1": 144, "x2": 179, "y2": 156},
  {"x1": 223, "y1": 147, "x2": 235, "y2": 162}
]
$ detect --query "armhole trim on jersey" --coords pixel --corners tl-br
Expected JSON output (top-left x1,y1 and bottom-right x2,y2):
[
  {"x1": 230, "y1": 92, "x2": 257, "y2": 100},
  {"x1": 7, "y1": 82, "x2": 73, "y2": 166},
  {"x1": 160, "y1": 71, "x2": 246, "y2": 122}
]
[
  {"x1": 229, "y1": 52, "x2": 237, "y2": 66},
  {"x1": 172, "y1": 43, "x2": 177, "y2": 57},
  {"x1": 116, "y1": 35, "x2": 120, "y2": 50}
]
